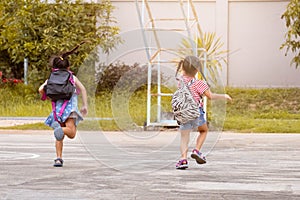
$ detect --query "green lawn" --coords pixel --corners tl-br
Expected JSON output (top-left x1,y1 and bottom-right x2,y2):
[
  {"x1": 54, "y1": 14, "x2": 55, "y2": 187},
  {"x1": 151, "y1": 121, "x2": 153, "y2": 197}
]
[
  {"x1": 0, "y1": 85, "x2": 299, "y2": 133},
  {"x1": 223, "y1": 87, "x2": 300, "y2": 133}
]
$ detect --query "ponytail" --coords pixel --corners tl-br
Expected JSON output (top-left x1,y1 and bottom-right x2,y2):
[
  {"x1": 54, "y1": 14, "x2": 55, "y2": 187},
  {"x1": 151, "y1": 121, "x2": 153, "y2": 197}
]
[
  {"x1": 175, "y1": 60, "x2": 183, "y2": 78},
  {"x1": 61, "y1": 41, "x2": 86, "y2": 59},
  {"x1": 51, "y1": 41, "x2": 87, "y2": 69}
]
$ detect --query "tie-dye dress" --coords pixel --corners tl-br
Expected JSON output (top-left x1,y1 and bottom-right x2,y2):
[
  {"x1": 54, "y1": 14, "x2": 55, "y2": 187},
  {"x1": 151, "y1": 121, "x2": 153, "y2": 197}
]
[{"x1": 45, "y1": 93, "x2": 83, "y2": 127}]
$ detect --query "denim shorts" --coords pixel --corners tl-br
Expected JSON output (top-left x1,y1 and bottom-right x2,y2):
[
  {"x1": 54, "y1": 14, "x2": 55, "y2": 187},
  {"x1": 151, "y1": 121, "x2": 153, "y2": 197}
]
[{"x1": 179, "y1": 108, "x2": 206, "y2": 130}]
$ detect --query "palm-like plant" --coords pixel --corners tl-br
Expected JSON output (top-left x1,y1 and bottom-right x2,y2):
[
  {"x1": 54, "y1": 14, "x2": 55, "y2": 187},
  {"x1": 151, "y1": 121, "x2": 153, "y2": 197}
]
[{"x1": 178, "y1": 32, "x2": 228, "y2": 86}]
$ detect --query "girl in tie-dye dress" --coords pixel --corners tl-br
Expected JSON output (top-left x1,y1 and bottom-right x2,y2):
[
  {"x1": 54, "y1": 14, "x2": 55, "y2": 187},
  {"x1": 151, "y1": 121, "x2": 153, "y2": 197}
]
[{"x1": 39, "y1": 43, "x2": 88, "y2": 167}]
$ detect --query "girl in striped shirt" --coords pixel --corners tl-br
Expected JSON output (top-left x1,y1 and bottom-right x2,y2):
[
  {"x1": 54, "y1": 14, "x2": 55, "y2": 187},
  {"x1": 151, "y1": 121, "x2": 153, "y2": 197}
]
[{"x1": 176, "y1": 56, "x2": 232, "y2": 169}]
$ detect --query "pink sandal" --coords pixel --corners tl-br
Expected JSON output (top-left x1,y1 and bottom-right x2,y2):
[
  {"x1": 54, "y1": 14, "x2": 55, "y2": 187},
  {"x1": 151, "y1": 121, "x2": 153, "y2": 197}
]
[
  {"x1": 191, "y1": 149, "x2": 206, "y2": 164},
  {"x1": 176, "y1": 159, "x2": 188, "y2": 169}
]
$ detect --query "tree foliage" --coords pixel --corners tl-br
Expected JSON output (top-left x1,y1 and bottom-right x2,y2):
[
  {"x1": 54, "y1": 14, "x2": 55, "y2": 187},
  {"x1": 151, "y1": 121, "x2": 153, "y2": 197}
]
[
  {"x1": 281, "y1": 0, "x2": 300, "y2": 68},
  {"x1": 0, "y1": 0, "x2": 120, "y2": 87}
]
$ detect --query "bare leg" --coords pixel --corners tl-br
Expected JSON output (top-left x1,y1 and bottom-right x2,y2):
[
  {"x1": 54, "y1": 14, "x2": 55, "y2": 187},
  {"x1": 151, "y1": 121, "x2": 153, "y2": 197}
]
[
  {"x1": 55, "y1": 140, "x2": 63, "y2": 159},
  {"x1": 195, "y1": 123, "x2": 208, "y2": 151},
  {"x1": 54, "y1": 118, "x2": 76, "y2": 164},
  {"x1": 62, "y1": 118, "x2": 76, "y2": 139},
  {"x1": 180, "y1": 129, "x2": 191, "y2": 159}
]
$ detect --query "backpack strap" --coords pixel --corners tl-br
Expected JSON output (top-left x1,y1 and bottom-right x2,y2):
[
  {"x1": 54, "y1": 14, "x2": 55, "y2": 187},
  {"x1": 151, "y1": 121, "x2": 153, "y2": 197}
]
[
  {"x1": 51, "y1": 101, "x2": 58, "y2": 121},
  {"x1": 187, "y1": 78, "x2": 196, "y2": 87},
  {"x1": 177, "y1": 76, "x2": 195, "y2": 88},
  {"x1": 68, "y1": 71, "x2": 75, "y2": 85},
  {"x1": 52, "y1": 100, "x2": 69, "y2": 122}
]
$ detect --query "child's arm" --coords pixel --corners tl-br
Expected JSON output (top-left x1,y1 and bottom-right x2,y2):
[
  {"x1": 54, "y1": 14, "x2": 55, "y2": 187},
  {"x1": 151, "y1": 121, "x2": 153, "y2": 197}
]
[
  {"x1": 38, "y1": 80, "x2": 48, "y2": 100},
  {"x1": 38, "y1": 80, "x2": 47, "y2": 95},
  {"x1": 74, "y1": 76, "x2": 88, "y2": 116},
  {"x1": 203, "y1": 89, "x2": 232, "y2": 101}
]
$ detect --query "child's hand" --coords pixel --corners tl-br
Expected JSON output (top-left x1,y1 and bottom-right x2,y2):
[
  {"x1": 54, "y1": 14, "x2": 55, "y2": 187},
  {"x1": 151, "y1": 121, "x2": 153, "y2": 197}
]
[
  {"x1": 80, "y1": 106, "x2": 88, "y2": 116},
  {"x1": 225, "y1": 94, "x2": 232, "y2": 101}
]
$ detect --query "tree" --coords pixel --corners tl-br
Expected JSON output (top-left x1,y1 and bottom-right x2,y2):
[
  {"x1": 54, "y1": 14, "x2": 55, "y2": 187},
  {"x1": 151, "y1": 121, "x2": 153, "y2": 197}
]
[
  {"x1": 0, "y1": 0, "x2": 120, "y2": 86},
  {"x1": 281, "y1": 0, "x2": 300, "y2": 68}
]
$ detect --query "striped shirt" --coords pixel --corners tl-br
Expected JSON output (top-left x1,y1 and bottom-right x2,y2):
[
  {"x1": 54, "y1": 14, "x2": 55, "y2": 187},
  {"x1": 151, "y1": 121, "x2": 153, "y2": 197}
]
[{"x1": 180, "y1": 75, "x2": 209, "y2": 106}]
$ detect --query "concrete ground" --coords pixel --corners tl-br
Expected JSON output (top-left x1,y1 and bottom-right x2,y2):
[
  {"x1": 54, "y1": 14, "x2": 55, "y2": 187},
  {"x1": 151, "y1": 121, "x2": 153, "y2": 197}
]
[{"x1": 0, "y1": 129, "x2": 299, "y2": 200}]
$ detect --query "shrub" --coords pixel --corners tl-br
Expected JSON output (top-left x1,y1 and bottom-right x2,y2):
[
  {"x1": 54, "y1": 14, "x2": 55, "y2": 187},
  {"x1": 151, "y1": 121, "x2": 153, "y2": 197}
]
[{"x1": 96, "y1": 62, "x2": 159, "y2": 93}]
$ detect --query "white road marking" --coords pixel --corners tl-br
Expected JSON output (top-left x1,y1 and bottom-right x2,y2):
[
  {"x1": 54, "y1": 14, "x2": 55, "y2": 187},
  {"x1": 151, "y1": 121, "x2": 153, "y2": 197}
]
[{"x1": 0, "y1": 151, "x2": 40, "y2": 160}]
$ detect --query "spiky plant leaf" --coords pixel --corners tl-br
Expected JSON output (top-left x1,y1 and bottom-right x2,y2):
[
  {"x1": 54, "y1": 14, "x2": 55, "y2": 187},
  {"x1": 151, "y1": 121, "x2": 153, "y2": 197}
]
[{"x1": 179, "y1": 32, "x2": 228, "y2": 86}]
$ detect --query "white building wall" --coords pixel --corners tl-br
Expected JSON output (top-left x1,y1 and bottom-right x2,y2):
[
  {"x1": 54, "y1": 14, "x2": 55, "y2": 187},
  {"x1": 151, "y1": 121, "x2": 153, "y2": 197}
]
[
  {"x1": 228, "y1": 1, "x2": 299, "y2": 87},
  {"x1": 110, "y1": 0, "x2": 300, "y2": 87}
]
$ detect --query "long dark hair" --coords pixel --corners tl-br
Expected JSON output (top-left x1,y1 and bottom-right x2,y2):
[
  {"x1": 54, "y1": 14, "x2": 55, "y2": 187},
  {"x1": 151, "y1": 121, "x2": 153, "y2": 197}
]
[{"x1": 50, "y1": 41, "x2": 86, "y2": 69}]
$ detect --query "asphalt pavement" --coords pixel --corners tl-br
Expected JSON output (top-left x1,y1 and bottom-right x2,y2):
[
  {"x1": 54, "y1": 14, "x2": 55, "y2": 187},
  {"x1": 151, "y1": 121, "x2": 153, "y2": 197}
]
[{"x1": 0, "y1": 128, "x2": 299, "y2": 200}]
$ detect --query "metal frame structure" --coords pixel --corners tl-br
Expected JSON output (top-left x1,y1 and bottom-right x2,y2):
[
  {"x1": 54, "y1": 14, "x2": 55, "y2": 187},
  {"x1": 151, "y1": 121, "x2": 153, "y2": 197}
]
[{"x1": 135, "y1": 0, "x2": 207, "y2": 128}]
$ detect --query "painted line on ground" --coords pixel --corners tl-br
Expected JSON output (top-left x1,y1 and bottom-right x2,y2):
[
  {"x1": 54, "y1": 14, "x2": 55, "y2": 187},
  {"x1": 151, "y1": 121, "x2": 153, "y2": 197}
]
[{"x1": 0, "y1": 151, "x2": 40, "y2": 160}]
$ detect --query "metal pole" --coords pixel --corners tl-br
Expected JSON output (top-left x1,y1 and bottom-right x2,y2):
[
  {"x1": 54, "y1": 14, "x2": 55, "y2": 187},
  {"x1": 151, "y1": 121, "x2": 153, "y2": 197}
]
[
  {"x1": 146, "y1": 61, "x2": 152, "y2": 126},
  {"x1": 203, "y1": 52, "x2": 207, "y2": 120},
  {"x1": 135, "y1": 0, "x2": 152, "y2": 126},
  {"x1": 24, "y1": 58, "x2": 28, "y2": 85},
  {"x1": 157, "y1": 52, "x2": 161, "y2": 123},
  {"x1": 24, "y1": 3, "x2": 28, "y2": 85}
]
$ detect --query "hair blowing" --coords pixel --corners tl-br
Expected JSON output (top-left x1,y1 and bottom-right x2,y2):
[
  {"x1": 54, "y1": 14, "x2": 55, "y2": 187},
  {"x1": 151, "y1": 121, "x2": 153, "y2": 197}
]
[{"x1": 51, "y1": 41, "x2": 86, "y2": 69}]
